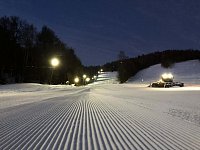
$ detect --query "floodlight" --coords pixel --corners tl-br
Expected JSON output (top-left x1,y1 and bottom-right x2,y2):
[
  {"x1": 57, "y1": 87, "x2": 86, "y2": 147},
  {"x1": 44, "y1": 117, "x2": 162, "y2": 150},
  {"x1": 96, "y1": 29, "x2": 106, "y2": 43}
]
[
  {"x1": 86, "y1": 77, "x2": 90, "y2": 82},
  {"x1": 74, "y1": 77, "x2": 79, "y2": 83},
  {"x1": 51, "y1": 58, "x2": 59, "y2": 67},
  {"x1": 83, "y1": 74, "x2": 87, "y2": 79}
]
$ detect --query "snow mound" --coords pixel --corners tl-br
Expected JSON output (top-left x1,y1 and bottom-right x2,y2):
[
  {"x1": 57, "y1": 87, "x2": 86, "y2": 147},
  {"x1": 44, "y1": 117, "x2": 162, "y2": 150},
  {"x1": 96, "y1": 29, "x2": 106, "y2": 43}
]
[
  {"x1": 0, "y1": 83, "x2": 74, "y2": 93},
  {"x1": 128, "y1": 60, "x2": 200, "y2": 85}
]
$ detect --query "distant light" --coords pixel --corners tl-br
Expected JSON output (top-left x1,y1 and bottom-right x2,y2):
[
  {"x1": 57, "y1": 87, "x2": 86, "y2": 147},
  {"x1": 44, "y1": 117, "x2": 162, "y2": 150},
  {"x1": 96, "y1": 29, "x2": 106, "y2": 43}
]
[
  {"x1": 100, "y1": 69, "x2": 103, "y2": 72},
  {"x1": 51, "y1": 58, "x2": 59, "y2": 67},
  {"x1": 161, "y1": 73, "x2": 173, "y2": 79},
  {"x1": 83, "y1": 74, "x2": 87, "y2": 79},
  {"x1": 161, "y1": 73, "x2": 174, "y2": 83},
  {"x1": 74, "y1": 77, "x2": 79, "y2": 83},
  {"x1": 86, "y1": 77, "x2": 90, "y2": 82},
  {"x1": 168, "y1": 73, "x2": 173, "y2": 78},
  {"x1": 94, "y1": 75, "x2": 97, "y2": 79}
]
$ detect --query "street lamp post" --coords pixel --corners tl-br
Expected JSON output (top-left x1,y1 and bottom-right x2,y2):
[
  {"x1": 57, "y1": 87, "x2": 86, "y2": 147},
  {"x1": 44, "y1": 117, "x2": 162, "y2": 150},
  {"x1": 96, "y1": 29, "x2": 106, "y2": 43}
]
[
  {"x1": 74, "y1": 77, "x2": 79, "y2": 86},
  {"x1": 83, "y1": 74, "x2": 87, "y2": 85},
  {"x1": 50, "y1": 57, "x2": 59, "y2": 84},
  {"x1": 86, "y1": 77, "x2": 90, "y2": 83}
]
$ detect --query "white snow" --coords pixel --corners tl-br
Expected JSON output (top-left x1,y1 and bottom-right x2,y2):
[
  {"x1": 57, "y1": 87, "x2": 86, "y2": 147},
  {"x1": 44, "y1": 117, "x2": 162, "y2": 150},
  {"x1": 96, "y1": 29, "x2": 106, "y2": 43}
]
[
  {"x1": 0, "y1": 60, "x2": 200, "y2": 149},
  {"x1": 0, "y1": 83, "x2": 86, "y2": 109},
  {"x1": 129, "y1": 59, "x2": 200, "y2": 85},
  {"x1": 93, "y1": 71, "x2": 118, "y2": 84}
]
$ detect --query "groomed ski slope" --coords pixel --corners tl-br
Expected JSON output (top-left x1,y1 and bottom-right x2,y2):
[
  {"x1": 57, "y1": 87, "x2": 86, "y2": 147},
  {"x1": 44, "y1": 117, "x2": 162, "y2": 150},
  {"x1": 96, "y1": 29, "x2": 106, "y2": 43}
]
[{"x1": 0, "y1": 60, "x2": 200, "y2": 150}]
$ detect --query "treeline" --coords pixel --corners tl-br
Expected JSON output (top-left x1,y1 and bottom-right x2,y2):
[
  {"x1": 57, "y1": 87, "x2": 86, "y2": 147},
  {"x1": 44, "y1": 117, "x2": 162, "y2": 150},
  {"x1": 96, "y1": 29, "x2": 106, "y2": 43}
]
[
  {"x1": 102, "y1": 50, "x2": 200, "y2": 83},
  {"x1": 0, "y1": 16, "x2": 83, "y2": 84}
]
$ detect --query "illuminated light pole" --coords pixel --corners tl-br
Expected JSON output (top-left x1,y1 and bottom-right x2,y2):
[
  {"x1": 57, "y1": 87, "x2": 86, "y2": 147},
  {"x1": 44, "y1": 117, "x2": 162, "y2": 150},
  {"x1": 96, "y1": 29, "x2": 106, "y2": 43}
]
[
  {"x1": 74, "y1": 77, "x2": 79, "y2": 86},
  {"x1": 86, "y1": 77, "x2": 90, "y2": 83},
  {"x1": 50, "y1": 57, "x2": 60, "y2": 84},
  {"x1": 92, "y1": 75, "x2": 97, "y2": 82},
  {"x1": 83, "y1": 74, "x2": 87, "y2": 79},
  {"x1": 51, "y1": 58, "x2": 59, "y2": 67},
  {"x1": 83, "y1": 74, "x2": 87, "y2": 85}
]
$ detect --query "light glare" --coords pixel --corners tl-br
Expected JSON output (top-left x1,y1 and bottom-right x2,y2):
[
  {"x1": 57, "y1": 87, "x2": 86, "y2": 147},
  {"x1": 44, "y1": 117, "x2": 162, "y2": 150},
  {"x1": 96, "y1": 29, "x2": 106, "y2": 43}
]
[
  {"x1": 83, "y1": 74, "x2": 87, "y2": 79},
  {"x1": 161, "y1": 73, "x2": 173, "y2": 79},
  {"x1": 51, "y1": 58, "x2": 59, "y2": 67},
  {"x1": 86, "y1": 77, "x2": 90, "y2": 82},
  {"x1": 74, "y1": 77, "x2": 79, "y2": 83}
]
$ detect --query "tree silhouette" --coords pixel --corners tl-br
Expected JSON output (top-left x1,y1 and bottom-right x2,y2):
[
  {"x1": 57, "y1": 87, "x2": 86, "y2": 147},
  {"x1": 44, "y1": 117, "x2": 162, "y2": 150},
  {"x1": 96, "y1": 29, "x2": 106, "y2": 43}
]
[{"x1": 0, "y1": 16, "x2": 83, "y2": 84}]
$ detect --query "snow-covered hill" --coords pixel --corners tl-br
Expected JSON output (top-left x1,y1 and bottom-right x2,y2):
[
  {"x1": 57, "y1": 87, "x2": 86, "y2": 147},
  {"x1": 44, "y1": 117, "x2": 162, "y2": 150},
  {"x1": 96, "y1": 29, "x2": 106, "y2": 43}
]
[
  {"x1": 128, "y1": 60, "x2": 200, "y2": 85},
  {"x1": 92, "y1": 71, "x2": 118, "y2": 85}
]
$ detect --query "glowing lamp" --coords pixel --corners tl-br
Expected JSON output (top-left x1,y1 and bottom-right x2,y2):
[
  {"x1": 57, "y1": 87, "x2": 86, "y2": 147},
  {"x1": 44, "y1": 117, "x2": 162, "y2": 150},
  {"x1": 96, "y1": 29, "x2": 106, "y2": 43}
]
[
  {"x1": 74, "y1": 77, "x2": 79, "y2": 83},
  {"x1": 51, "y1": 58, "x2": 59, "y2": 67},
  {"x1": 161, "y1": 73, "x2": 173, "y2": 82},
  {"x1": 86, "y1": 77, "x2": 90, "y2": 82},
  {"x1": 83, "y1": 74, "x2": 87, "y2": 79}
]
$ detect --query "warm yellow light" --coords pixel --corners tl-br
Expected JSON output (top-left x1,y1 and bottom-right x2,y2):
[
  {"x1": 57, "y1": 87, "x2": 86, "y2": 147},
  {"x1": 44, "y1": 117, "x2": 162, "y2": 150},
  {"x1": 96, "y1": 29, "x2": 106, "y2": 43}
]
[
  {"x1": 74, "y1": 77, "x2": 79, "y2": 83},
  {"x1": 86, "y1": 77, "x2": 90, "y2": 82},
  {"x1": 161, "y1": 73, "x2": 173, "y2": 79},
  {"x1": 168, "y1": 73, "x2": 173, "y2": 79},
  {"x1": 51, "y1": 58, "x2": 59, "y2": 67},
  {"x1": 162, "y1": 73, "x2": 168, "y2": 79},
  {"x1": 83, "y1": 74, "x2": 87, "y2": 79}
]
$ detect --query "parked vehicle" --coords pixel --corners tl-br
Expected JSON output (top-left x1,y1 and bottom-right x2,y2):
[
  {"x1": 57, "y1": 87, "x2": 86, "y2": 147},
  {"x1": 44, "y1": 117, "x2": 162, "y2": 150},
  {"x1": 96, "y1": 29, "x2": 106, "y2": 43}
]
[{"x1": 150, "y1": 73, "x2": 184, "y2": 88}]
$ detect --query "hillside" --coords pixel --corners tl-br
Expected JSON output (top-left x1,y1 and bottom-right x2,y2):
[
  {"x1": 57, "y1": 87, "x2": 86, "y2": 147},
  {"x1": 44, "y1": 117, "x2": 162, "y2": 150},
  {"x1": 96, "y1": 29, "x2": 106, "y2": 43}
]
[{"x1": 128, "y1": 60, "x2": 200, "y2": 85}]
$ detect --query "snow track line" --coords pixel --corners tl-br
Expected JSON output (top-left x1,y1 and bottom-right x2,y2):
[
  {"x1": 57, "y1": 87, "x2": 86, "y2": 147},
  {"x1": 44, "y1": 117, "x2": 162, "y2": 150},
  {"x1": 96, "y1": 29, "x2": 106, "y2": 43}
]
[
  {"x1": 0, "y1": 94, "x2": 82, "y2": 149},
  {"x1": 96, "y1": 93, "x2": 200, "y2": 149},
  {"x1": 1, "y1": 86, "x2": 200, "y2": 150},
  {"x1": 0, "y1": 102, "x2": 54, "y2": 131},
  {"x1": 115, "y1": 100, "x2": 200, "y2": 148},
  {"x1": 55, "y1": 98, "x2": 81, "y2": 150},
  {"x1": 1, "y1": 99, "x2": 76, "y2": 149},
  {"x1": 88, "y1": 99, "x2": 113, "y2": 150},
  {"x1": 91, "y1": 99, "x2": 133, "y2": 149},
  {"x1": 0, "y1": 105, "x2": 56, "y2": 140},
  {"x1": 99, "y1": 101, "x2": 178, "y2": 150},
  {"x1": 31, "y1": 100, "x2": 79, "y2": 149},
  {"x1": 89, "y1": 98, "x2": 135, "y2": 149},
  {"x1": 89, "y1": 99, "x2": 112, "y2": 150},
  {"x1": 89, "y1": 95, "x2": 157, "y2": 150}
]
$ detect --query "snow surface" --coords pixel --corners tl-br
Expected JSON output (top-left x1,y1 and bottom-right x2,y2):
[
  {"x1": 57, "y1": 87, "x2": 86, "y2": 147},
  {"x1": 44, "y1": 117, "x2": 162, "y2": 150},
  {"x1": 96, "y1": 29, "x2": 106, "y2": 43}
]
[
  {"x1": 0, "y1": 60, "x2": 200, "y2": 149},
  {"x1": 129, "y1": 60, "x2": 200, "y2": 85},
  {"x1": 93, "y1": 71, "x2": 118, "y2": 85}
]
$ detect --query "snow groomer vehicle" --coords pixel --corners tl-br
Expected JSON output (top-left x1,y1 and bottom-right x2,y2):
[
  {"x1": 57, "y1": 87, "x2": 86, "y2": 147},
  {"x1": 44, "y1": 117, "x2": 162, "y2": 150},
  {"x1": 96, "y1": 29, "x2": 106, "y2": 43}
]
[{"x1": 150, "y1": 73, "x2": 184, "y2": 88}]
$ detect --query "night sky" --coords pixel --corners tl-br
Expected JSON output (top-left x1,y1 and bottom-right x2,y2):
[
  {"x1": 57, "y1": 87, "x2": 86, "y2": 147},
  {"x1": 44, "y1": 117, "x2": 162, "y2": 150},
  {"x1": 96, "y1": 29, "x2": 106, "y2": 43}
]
[{"x1": 1, "y1": 0, "x2": 200, "y2": 66}]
